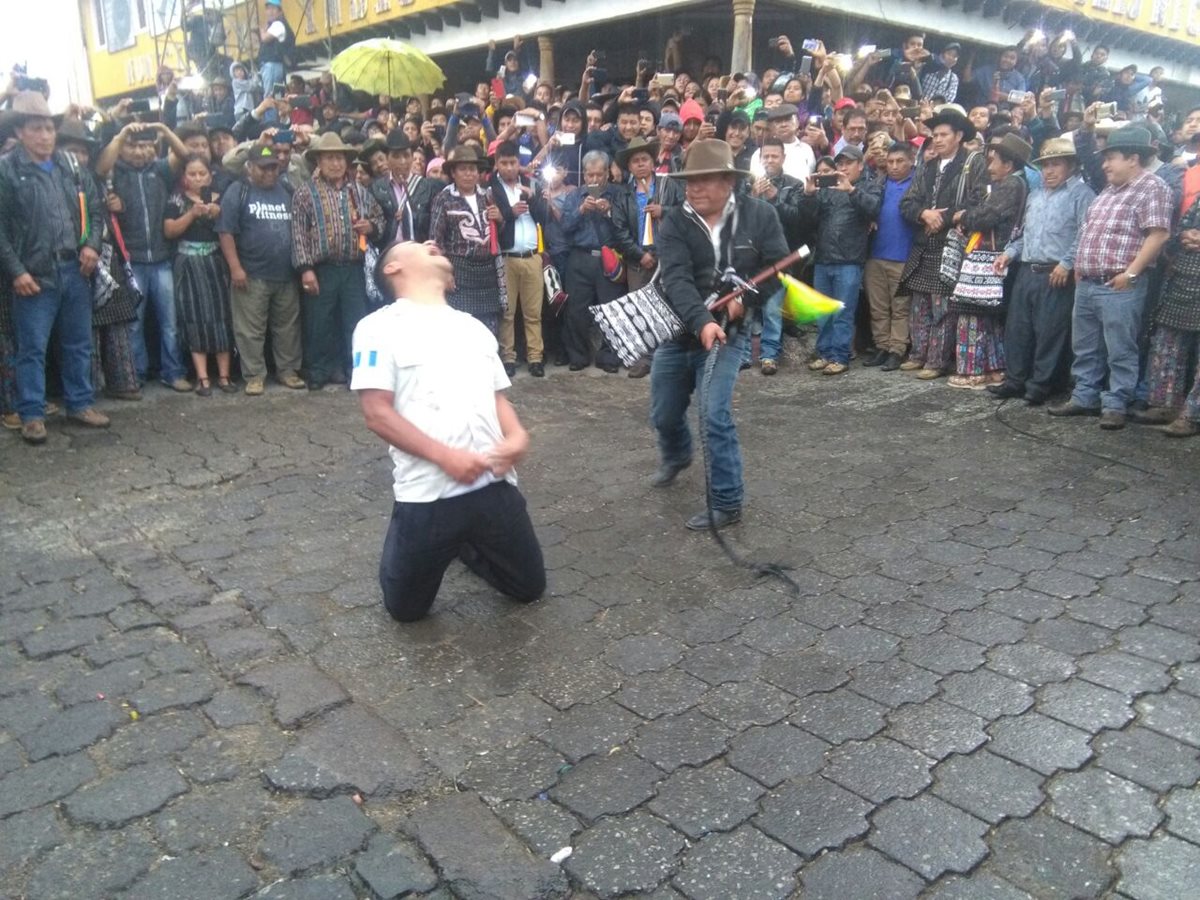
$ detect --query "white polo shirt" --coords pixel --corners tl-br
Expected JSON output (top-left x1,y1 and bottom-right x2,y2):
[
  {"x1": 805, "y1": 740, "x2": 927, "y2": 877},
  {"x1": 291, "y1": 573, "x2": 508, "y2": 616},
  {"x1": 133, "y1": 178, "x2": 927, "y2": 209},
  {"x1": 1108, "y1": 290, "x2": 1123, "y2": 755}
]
[{"x1": 351, "y1": 300, "x2": 515, "y2": 503}]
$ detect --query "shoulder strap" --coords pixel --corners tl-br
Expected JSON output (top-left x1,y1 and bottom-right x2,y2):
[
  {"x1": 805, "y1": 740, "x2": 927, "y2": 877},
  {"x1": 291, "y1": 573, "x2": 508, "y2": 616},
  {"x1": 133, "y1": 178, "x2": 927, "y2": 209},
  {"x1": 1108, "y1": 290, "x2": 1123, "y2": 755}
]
[{"x1": 955, "y1": 151, "x2": 982, "y2": 208}]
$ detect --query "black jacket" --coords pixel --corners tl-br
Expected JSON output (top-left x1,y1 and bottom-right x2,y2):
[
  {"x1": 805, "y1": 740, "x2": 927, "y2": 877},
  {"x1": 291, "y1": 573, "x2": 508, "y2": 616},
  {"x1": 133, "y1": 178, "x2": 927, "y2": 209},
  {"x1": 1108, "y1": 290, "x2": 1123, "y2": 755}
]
[
  {"x1": 610, "y1": 177, "x2": 685, "y2": 264},
  {"x1": 487, "y1": 172, "x2": 545, "y2": 250},
  {"x1": 0, "y1": 148, "x2": 104, "y2": 285},
  {"x1": 656, "y1": 193, "x2": 789, "y2": 340},
  {"x1": 795, "y1": 173, "x2": 884, "y2": 265},
  {"x1": 369, "y1": 174, "x2": 437, "y2": 245},
  {"x1": 110, "y1": 157, "x2": 175, "y2": 264},
  {"x1": 899, "y1": 148, "x2": 989, "y2": 258}
]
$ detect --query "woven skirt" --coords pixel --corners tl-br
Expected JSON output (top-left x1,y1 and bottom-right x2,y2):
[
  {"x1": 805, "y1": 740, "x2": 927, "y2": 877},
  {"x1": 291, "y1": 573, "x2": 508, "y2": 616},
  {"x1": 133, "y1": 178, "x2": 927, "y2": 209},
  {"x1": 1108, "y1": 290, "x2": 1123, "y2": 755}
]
[
  {"x1": 174, "y1": 245, "x2": 233, "y2": 354},
  {"x1": 447, "y1": 255, "x2": 506, "y2": 319},
  {"x1": 1156, "y1": 252, "x2": 1200, "y2": 333}
]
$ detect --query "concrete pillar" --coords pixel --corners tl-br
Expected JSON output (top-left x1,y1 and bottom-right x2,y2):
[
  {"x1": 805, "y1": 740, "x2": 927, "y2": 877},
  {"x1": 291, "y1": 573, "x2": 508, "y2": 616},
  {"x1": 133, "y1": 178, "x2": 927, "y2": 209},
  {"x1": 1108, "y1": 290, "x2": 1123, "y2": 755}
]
[
  {"x1": 538, "y1": 35, "x2": 555, "y2": 87},
  {"x1": 731, "y1": 0, "x2": 755, "y2": 75}
]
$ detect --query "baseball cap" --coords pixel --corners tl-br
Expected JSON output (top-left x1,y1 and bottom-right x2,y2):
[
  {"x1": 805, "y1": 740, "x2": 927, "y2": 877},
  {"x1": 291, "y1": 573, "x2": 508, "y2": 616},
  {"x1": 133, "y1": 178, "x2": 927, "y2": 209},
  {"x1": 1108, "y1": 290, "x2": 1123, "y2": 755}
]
[
  {"x1": 249, "y1": 145, "x2": 281, "y2": 166},
  {"x1": 658, "y1": 112, "x2": 682, "y2": 131},
  {"x1": 766, "y1": 103, "x2": 800, "y2": 120},
  {"x1": 834, "y1": 145, "x2": 864, "y2": 162}
]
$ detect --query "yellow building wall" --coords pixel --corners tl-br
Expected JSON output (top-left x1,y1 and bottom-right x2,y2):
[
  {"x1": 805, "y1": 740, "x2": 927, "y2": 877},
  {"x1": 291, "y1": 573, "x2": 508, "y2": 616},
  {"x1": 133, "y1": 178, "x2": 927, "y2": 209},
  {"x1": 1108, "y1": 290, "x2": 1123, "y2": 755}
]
[{"x1": 81, "y1": 0, "x2": 459, "y2": 102}]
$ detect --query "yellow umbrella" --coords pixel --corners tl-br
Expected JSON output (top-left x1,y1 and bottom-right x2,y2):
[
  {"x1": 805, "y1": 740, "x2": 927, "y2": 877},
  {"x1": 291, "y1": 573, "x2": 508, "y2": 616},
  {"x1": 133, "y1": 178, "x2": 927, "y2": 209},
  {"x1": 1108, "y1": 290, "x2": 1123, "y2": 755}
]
[{"x1": 330, "y1": 38, "x2": 446, "y2": 98}]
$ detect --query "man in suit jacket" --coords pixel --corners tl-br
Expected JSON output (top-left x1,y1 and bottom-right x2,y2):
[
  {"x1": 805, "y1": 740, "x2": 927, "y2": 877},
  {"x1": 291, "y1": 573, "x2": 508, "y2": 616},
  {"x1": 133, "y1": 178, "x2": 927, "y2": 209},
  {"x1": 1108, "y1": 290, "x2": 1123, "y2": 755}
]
[
  {"x1": 489, "y1": 140, "x2": 548, "y2": 377},
  {"x1": 370, "y1": 130, "x2": 437, "y2": 245}
]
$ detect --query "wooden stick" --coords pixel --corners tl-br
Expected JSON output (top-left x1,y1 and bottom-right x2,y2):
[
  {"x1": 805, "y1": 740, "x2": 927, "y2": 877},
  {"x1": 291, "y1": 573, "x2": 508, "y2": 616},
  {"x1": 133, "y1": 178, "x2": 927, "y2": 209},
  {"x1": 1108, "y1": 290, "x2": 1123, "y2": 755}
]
[{"x1": 708, "y1": 246, "x2": 810, "y2": 311}]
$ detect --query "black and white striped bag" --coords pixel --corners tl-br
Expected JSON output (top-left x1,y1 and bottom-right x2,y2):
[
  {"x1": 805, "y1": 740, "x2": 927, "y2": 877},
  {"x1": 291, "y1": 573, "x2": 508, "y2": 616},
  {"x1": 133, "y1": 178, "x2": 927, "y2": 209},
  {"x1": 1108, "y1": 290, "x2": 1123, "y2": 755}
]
[{"x1": 589, "y1": 270, "x2": 684, "y2": 367}]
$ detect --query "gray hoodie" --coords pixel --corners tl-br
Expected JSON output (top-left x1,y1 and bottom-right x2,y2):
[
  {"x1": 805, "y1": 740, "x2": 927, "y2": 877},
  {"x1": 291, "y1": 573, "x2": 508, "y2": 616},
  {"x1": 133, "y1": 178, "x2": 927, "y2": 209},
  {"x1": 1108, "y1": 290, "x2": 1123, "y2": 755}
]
[{"x1": 230, "y1": 61, "x2": 257, "y2": 117}]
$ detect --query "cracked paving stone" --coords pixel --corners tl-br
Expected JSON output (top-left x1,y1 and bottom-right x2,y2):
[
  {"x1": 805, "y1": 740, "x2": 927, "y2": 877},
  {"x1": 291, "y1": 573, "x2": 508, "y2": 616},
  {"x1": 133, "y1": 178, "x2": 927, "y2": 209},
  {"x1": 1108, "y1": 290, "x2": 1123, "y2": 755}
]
[
  {"x1": 633, "y1": 709, "x2": 731, "y2": 772},
  {"x1": 900, "y1": 633, "x2": 985, "y2": 675},
  {"x1": 823, "y1": 737, "x2": 933, "y2": 803},
  {"x1": 252, "y1": 874, "x2": 357, "y2": 899},
  {"x1": 458, "y1": 738, "x2": 567, "y2": 802},
  {"x1": 19, "y1": 617, "x2": 112, "y2": 659},
  {"x1": 799, "y1": 845, "x2": 924, "y2": 900},
  {"x1": 987, "y1": 712, "x2": 1092, "y2": 775},
  {"x1": 258, "y1": 795, "x2": 376, "y2": 877},
  {"x1": 127, "y1": 846, "x2": 259, "y2": 900},
  {"x1": 987, "y1": 813, "x2": 1115, "y2": 900},
  {"x1": 92, "y1": 709, "x2": 208, "y2": 769},
  {"x1": 203, "y1": 686, "x2": 269, "y2": 728},
  {"x1": 1048, "y1": 767, "x2": 1162, "y2": 844},
  {"x1": 698, "y1": 680, "x2": 794, "y2": 730},
  {"x1": 603, "y1": 634, "x2": 686, "y2": 675},
  {"x1": 728, "y1": 722, "x2": 828, "y2": 787},
  {"x1": 790, "y1": 688, "x2": 887, "y2": 743},
  {"x1": 1077, "y1": 650, "x2": 1171, "y2": 694},
  {"x1": 130, "y1": 672, "x2": 220, "y2": 715},
  {"x1": 63, "y1": 758, "x2": 189, "y2": 827},
  {"x1": 1117, "y1": 835, "x2": 1200, "y2": 900},
  {"x1": 53, "y1": 657, "x2": 154, "y2": 707},
  {"x1": 0, "y1": 806, "x2": 63, "y2": 873},
  {"x1": 265, "y1": 704, "x2": 430, "y2": 798},
  {"x1": 759, "y1": 649, "x2": 849, "y2": 698},
  {"x1": 18, "y1": 700, "x2": 126, "y2": 761},
  {"x1": 353, "y1": 833, "x2": 438, "y2": 899},
  {"x1": 1095, "y1": 725, "x2": 1200, "y2": 792},
  {"x1": 565, "y1": 811, "x2": 685, "y2": 899},
  {"x1": 988, "y1": 642, "x2": 1076, "y2": 685},
  {"x1": 869, "y1": 793, "x2": 989, "y2": 879},
  {"x1": 544, "y1": 699, "x2": 642, "y2": 762},
  {"x1": 648, "y1": 761, "x2": 764, "y2": 838},
  {"x1": 152, "y1": 780, "x2": 270, "y2": 854},
  {"x1": 1136, "y1": 689, "x2": 1200, "y2": 747},
  {"x1": 850, "y1": 658, "x2": 940, "y2": 706},
  {"x1": 932, "y1": 750, "x2": 1044, "y2": 823},
  {"x1": 614, "y1": 669, "x2": 710, "y2": 719},
  {"x1": 406, "y1": 792, "x2": 566, "y2": 898},
  {"x1": 1037, "y1": 678, "x2": 1133, "y2": 731},
  {"x1": 754, "y1": 775, "x2": 871, "y2": 856},
  {"x1": 886, "y1": 699, "x2": 987, "y2": 760},
  {"x1": 0, "y1": 751, "x2": 97, "y2": 818},
  {"x1": 238, "y1": 661, "x2": 348, "y2": 728},
  {"x1": 672, "y1": 825, "x2": 800, "y2": 900},
  {"x1": 549, "y1": 750, "x2": 661, "y2": 820},
  {"x1": 495, "y1": 799, "x2": 583, "y2": 857},
  {"x1": 679, "y1": 642, "x2": 767, "y2": 686},
  {"x1": 1166, "y1": 786, "x2": 1200, "y2": 844},
  {"x1": 25, "y1": 828, "x2": 158, "y2": 900}
]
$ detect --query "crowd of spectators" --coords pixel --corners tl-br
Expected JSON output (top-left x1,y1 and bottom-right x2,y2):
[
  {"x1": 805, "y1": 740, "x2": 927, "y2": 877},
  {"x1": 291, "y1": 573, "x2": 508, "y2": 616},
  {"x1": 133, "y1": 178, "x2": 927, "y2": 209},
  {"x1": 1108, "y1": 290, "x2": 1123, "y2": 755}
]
[{"x1": 2, "y1": 17, "x2": 1199, "y2": 445}]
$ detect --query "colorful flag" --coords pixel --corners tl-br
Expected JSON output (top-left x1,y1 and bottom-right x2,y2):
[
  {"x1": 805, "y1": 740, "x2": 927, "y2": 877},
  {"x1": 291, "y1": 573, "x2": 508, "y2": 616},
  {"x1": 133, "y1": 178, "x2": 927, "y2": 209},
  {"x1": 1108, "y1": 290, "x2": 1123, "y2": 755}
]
[{"x1": 778, "y1": 272, "x2": 844, "y2": 323}]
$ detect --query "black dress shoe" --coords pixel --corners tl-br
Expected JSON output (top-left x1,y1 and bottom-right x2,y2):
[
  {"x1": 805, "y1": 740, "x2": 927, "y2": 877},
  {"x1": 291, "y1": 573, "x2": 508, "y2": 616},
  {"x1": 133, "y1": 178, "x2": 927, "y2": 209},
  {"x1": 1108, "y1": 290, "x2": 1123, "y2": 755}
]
[
  {"x1": 986, "y1": 382, "x2": 1024, "y2": 399},
  {"x1": 528, "y1": 363, "x2": 545, "y2": 378},
  {"x1": 553, "y1": 354, "x2": 569, "y2": 367},
  {"x1": 862, "y1": 349, "x2": 889, "y2": 367},
  {"x1": 880, "y1": 353, "x2": 902, "y2": 372},
  {"x1": 685, "y1": 507, "x2": 742, "y2": 531},
  {"x1": 650, "y1": 461, "x2": 691, "y2": 487},
  {"x1": 1048, "y1": 401, "x2": 1100, "y2": 417},
  {"x1": 568, "y1": 362, "x2": 588, "y2": 371},
  {"x1": 1099, "y1": 411, "x2": 1127, "y2": 430},
  {"x1": 503, "y1": 362, "x2": 517, "y2": 377},
  {"x1": 601, "y1": 363, "x2": 620, "y2": 374},
  {"x1": 1024, "y1": 393, "x2": 1046, "y2": 406}
]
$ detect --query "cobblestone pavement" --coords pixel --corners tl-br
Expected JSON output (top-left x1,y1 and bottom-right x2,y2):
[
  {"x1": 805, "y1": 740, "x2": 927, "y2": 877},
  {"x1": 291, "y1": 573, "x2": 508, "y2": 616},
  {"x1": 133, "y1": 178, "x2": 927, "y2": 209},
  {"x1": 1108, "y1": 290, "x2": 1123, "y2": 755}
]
[{"x1": 3, "y1": 356, "x2": 1200, "y2": 900}]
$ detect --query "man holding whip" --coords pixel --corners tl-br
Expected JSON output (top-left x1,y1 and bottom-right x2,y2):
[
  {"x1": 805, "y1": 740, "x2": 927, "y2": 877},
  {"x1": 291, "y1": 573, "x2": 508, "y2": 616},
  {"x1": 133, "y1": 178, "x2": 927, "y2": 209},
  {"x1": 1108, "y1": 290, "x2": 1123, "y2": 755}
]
[{"x1": 649, "y1": 140, "x2": 791, "y2": 531}]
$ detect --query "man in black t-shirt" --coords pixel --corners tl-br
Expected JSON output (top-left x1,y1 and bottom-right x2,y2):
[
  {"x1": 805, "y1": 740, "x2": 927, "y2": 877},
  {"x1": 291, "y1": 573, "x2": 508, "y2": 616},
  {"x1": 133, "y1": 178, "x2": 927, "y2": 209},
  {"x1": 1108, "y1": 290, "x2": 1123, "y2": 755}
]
[{"x1": 216, "y1": 146, "x2": 305, "y2": 395}]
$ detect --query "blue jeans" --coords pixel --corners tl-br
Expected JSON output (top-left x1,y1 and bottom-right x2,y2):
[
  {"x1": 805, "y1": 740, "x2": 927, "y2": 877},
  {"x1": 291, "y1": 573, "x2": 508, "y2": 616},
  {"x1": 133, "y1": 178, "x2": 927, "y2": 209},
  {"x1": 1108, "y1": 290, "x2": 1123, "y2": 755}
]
[
  {"x1": 129, "y1": 261, "x2": 186, "y2": 383},
  {"x1": 12, "y1": 262, "x2": 94, "y2": 421},
  {"x1": 1070, "y1": 278, "x2": 1148, "y2": 413},
  {"x1": 649, "y1": 328, "x2": 749, "y2": 511},
  {"x1": 759, "y1": 287, "x2": 785, "y2": 361},
  {"x1": 259, "y1": 63, "x2": 284, "y2": 122},
  {"x1": 814, "y1": 263, "x2": 864, "y2": 365}
]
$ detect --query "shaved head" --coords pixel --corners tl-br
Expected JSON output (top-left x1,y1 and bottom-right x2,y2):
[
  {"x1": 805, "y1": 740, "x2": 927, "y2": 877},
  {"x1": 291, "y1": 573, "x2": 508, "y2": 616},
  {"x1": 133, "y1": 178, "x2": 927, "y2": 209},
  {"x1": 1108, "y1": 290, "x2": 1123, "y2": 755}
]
[{"x1": 374, "y1": 240, "x2": 453, "y2": 303}]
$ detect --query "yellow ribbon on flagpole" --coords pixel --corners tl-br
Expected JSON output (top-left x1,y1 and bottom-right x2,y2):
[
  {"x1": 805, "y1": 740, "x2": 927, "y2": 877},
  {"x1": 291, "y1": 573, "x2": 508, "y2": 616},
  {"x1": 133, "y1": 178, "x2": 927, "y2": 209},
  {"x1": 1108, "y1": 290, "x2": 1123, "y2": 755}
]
[{"x1": 778, "y1": 272, "x2": 844, "y2": 323}]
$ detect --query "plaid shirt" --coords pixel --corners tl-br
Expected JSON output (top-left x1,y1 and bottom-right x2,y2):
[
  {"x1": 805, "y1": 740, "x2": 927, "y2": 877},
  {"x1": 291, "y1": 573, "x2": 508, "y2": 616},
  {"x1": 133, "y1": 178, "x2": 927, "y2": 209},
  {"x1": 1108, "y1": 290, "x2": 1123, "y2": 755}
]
[
  {"x1": 1074, "y1": 170, "x2": 1172, "y2": 279},
  {"x1": 290, "y1": 175, "x2": 384, "y2": 272}
]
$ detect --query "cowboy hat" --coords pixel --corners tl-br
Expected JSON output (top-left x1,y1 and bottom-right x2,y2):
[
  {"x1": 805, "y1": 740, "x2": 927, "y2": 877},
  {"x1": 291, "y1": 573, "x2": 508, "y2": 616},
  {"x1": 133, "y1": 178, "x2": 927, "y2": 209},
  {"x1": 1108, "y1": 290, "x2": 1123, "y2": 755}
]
[
  {"x1": 892, "y1": 85, "x2": 913, "y2": 102},
  {"x1": 2, "y1": 90, "x2": 54, "y2": 129},
  {"x1": 668, "y1": 139, "x2": 752, "y2": 179},
  {"x1": 56, "y1": 118, "x2": 98, "y2": 152},
  {"x1": 1032, "y1": 136, "x2": 1078, "y2": 165},
  {"x1": 442, "y1": 144, "x2": 492, "y2": 172},
  {"x1": 384, "y1": 129, "x2": 412, "y2": 152},
  {"x1": 923, "y1": 103, "x2": 976, "y2": 142},
  {"x1": 988, "y1": 132, "x2": 1032, "y2": 168},
  {"x1": 616, "y1": 135, "x2": 660, "y2": 168},
  {"x1": 1101, "y1": 125, "x2": 1156, "y2": 157},
  {"x1": 303, "y1": 130, "x2": 359, "y2": 165}
]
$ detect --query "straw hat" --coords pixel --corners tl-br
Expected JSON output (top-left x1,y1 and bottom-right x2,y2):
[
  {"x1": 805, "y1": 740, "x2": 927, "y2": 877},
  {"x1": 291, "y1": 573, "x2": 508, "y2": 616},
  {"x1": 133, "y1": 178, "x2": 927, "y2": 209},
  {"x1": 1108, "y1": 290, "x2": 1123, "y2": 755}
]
[{"x1": 1032, "y1": 136, "x2": 1077, "y2": 165}]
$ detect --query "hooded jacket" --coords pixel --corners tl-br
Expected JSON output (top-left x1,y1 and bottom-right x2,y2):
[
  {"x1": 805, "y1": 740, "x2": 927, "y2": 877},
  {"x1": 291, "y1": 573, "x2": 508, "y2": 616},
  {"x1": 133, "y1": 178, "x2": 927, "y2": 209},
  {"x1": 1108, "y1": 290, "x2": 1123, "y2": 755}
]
[{"x1": 549, "y1": 100, "x2": 589, "y2": 186}]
